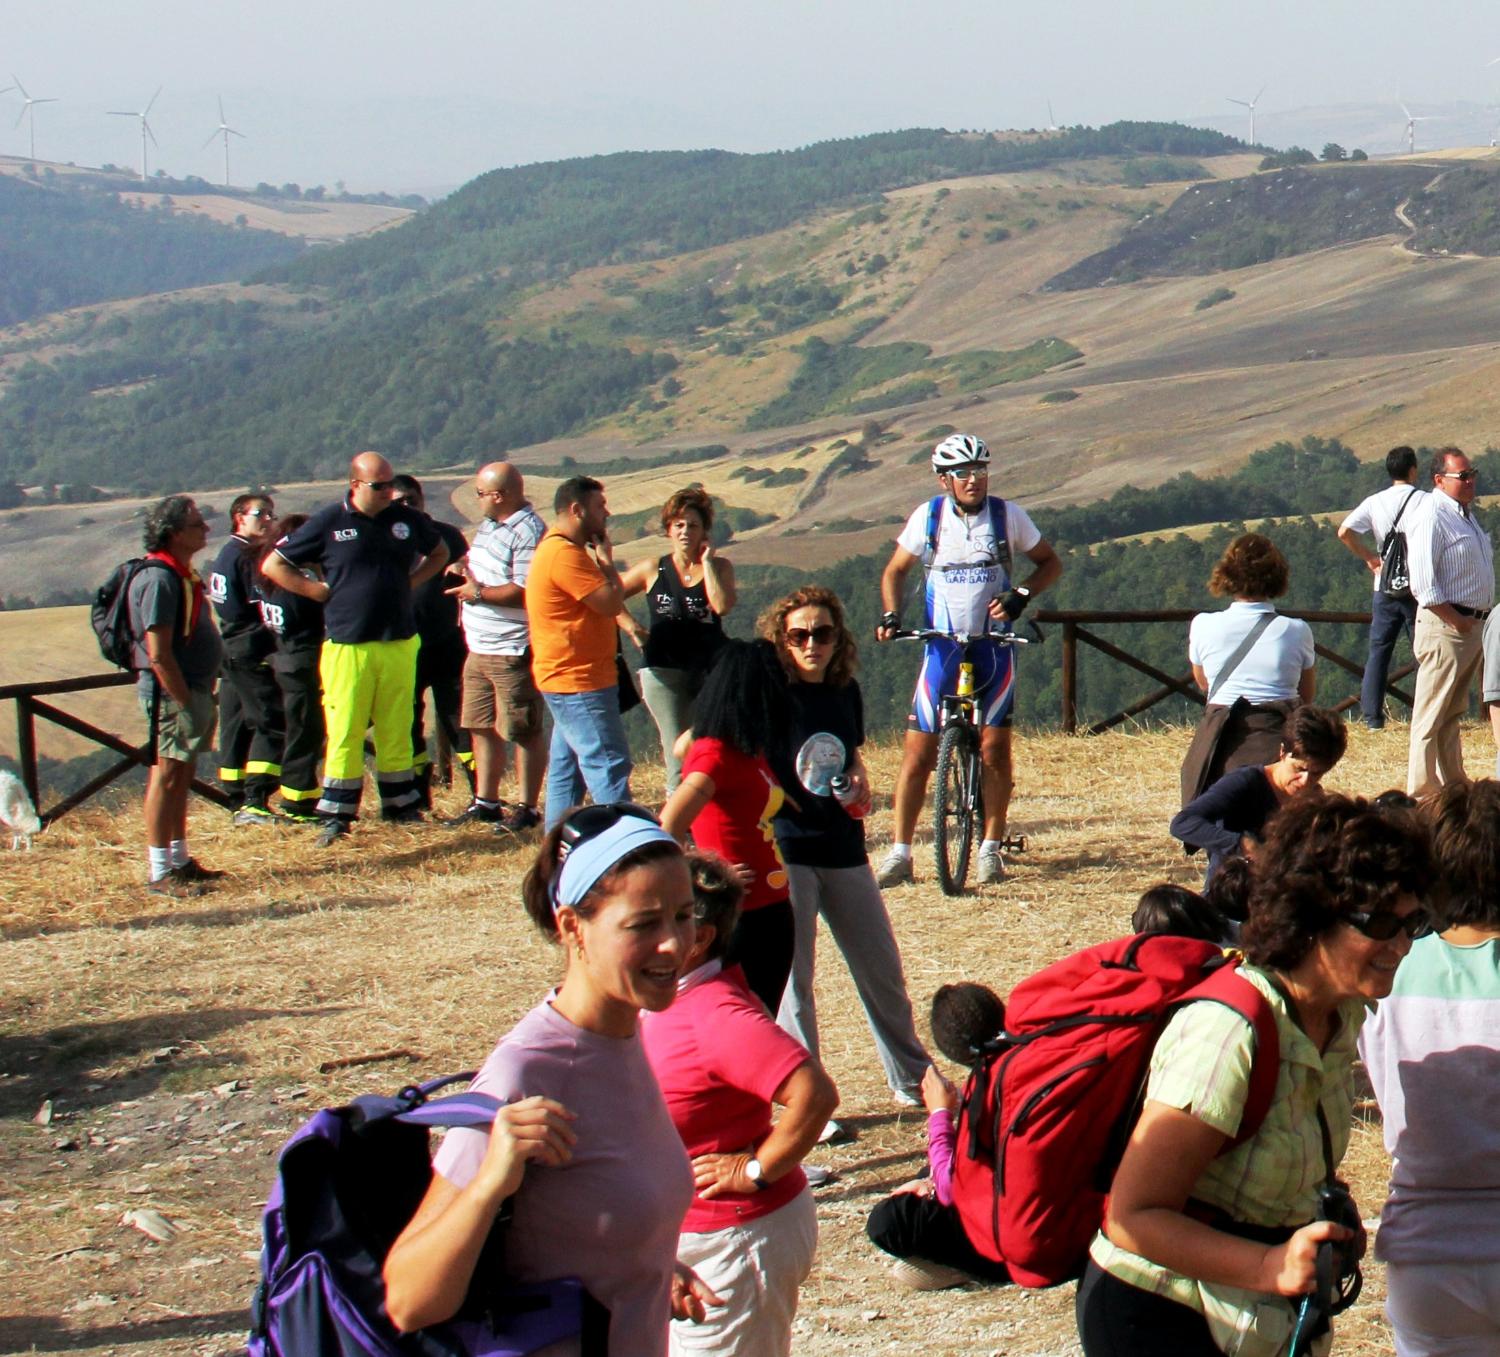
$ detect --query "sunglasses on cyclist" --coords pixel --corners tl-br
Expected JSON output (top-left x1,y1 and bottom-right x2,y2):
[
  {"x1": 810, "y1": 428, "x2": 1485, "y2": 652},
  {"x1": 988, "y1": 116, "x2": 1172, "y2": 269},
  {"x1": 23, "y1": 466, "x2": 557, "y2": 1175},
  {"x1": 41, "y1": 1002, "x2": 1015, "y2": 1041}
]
[
  {"x1": 558, "y1": 802, "x2": 661, "y2": 854},
  {"x1": 944, "y1": 465, "x2": 988, "y2": 482},
  {"x1": 1345, "y1": 907, "x2": 1432, "y2": 941},
  {"x1": 785, "y1": 625, "x2": 837, "y2": 647},
  {"x1": 552, "y1": 802, "x2": 674, "y2": 909}
]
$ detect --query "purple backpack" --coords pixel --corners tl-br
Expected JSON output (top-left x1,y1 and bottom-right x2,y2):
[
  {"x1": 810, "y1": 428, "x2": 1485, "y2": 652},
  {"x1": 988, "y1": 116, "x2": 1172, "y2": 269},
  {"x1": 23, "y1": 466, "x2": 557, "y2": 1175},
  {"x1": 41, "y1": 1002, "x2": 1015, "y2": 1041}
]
[{"x1": 247, "y1": 1073, "x2": 600, "y2": 1357}]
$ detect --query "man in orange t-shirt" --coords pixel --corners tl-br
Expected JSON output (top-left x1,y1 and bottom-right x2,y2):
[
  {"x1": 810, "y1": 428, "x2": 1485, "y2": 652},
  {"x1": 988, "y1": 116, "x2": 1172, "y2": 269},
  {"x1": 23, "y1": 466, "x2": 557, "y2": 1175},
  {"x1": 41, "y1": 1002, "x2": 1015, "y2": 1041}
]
[{"x1": 526, "y1": 475, "x2": 633, "y2": 827}]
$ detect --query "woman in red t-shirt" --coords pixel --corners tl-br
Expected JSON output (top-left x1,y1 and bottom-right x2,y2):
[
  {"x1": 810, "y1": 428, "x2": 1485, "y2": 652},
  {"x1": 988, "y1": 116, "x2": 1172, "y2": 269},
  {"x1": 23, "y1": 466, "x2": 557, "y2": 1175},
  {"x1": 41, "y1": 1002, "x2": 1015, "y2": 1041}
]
[{"x1": 662, "y1": 639, "x2": 795, "y2": 1013}]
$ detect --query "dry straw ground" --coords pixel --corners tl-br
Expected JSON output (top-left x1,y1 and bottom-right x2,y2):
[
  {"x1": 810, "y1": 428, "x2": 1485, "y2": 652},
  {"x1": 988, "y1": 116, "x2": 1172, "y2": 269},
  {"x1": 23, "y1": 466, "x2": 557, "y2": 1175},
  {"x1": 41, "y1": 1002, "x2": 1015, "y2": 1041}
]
[{"x1": 1, "y1": 720, "x2": 1435, "y2": 1355}]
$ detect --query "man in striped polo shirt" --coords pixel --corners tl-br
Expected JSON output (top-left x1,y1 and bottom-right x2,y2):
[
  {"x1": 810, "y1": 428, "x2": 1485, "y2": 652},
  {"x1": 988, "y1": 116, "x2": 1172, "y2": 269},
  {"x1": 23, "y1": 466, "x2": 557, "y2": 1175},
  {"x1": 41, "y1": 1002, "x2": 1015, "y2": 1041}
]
[
  {"x1": 1406, "y1": 445, "x2": 1494, "y2": 800},
  {"x1": 444, "y1": 461, "x2": 547, "y2": 833}
]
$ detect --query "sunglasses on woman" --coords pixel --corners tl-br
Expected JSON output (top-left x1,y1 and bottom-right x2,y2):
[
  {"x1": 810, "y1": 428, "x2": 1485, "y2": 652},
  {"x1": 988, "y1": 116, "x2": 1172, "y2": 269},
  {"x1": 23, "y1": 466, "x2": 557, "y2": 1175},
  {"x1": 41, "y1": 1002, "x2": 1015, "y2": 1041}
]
[
  {"x1": 785, "y1": 625, "x2": 837, "y2": 648},
  {"x1": 557, "y1": 802, "x2": 661, "y2": 855},
  {"x1": 1345, "y1": 907, "x2": 1433, "y2": 941}
]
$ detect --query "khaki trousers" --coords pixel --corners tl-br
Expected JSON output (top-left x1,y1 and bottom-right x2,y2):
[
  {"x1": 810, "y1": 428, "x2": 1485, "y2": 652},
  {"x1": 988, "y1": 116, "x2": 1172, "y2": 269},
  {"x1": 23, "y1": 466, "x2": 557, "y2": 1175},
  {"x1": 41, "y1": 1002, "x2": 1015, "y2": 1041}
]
[{"x1": 1407, "y1": 611, "x2": 1484, "y2": 799}]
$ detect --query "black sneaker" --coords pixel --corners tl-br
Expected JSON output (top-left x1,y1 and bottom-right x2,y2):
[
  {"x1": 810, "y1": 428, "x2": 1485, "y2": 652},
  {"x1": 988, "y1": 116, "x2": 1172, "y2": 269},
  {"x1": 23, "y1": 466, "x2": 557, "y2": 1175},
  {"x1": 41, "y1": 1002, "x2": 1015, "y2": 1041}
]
[
  {"x1": 497, "y1": 804, "x2": 542, "y2": 834},
  {"x1": 146, "y1": 868, "x2": 207, "y2": 898},
  {"x1": 176, "y1": 857, "x2": 226, "y2": 881},
  {"x1": 277, "y1": 805, "x2": 323, "y2": 825},
  {"x1": 443, "y1": 801, "x2": 505, "y2": 827},
  {"x1": 316, "y1": 818, "x2": 351, "y2": 847},
  {"x1": 381, "y1": 806, "x2": 426, "y2": 825}
]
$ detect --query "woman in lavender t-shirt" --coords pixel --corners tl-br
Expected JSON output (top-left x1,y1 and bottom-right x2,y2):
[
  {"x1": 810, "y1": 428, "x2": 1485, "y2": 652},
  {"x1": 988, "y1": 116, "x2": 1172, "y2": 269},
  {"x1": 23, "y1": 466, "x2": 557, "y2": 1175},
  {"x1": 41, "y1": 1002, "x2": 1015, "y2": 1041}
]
[{"x1": 383, "y1": 805, "x2": 715, "y2": 1355}]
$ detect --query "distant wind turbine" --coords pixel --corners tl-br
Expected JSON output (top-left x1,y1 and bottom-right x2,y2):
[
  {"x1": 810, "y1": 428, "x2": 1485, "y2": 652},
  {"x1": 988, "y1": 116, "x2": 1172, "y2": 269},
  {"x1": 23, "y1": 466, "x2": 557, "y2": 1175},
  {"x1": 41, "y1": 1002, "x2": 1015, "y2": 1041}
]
[
  {"x1": 12, "y1": 74, "x2": 59, "y2": 162},
  {"x1": 202, "y1": 97, "x2": 245, "y2": 187},
  {"x1": 1226, "y1": 85, "x2": 1265, "y2": 145},
  {"x1": 1399, "y1": 102, "x2": 1434, "y2": 154},
  {"x1": 1045, "y1": 100, "x2": 1060, "y2": 132},
  {"x1": 109, "y1": 86, "x2": 162, "y2": 181}
]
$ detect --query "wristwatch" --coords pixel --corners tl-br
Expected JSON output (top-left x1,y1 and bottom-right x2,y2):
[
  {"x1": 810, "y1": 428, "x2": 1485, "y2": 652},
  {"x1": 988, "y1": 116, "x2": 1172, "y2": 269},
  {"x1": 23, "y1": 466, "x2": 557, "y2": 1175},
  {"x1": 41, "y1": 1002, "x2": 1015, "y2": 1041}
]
[
  {"x1": 745, "y1": 1157, "x2": 769, "y2": 1190},
  {"x1": 470, "y1": 582, "x2": 483, "y2": 603}
]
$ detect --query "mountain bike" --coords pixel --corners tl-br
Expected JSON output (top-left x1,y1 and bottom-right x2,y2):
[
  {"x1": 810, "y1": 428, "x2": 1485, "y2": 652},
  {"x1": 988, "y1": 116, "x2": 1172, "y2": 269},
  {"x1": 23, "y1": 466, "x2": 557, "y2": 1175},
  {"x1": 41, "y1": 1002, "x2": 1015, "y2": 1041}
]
[{"x1": 893, "y1": 625, "x2": 1036, "y2": 895}]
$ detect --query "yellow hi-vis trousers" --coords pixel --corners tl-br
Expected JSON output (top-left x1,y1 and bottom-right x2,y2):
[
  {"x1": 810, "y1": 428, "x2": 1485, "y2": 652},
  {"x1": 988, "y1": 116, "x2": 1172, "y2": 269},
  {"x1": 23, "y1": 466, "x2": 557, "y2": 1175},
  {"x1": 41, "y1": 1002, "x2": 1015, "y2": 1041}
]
[{"x1": 317, "y1": 636, "x2": 421, "y2": 819}]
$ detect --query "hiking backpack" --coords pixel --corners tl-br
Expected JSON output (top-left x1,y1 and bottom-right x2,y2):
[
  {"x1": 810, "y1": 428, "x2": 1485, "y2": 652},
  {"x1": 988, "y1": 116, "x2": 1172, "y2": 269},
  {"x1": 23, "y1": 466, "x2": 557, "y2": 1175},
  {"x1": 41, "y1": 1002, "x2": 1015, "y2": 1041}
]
[
  {"x1": 91, "y1": 558, "x2": 172, "y2": 670},
  {"x1": 951, "y1": 933, "x2": 1280, "y2": 1289},
  {"x1": 247, "y1": 1072, "x2": 597, "y2": 1357}
]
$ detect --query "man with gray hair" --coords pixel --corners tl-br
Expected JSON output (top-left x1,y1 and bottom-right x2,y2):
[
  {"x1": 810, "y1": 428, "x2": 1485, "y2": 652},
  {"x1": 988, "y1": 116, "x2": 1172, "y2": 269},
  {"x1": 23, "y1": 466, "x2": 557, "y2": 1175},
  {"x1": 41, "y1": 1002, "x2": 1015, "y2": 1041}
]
[
  {"x1": 129, "y1": 494, "x2": 224, "y2": 896},
  {"x1": 444, "y1": 460, "x2": 547, "y2": 832}
]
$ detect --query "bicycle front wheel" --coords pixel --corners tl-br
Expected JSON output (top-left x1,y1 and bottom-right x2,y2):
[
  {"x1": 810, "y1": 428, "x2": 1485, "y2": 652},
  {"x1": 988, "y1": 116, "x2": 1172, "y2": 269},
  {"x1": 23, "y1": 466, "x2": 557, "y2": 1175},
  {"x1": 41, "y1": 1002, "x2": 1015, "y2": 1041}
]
[{"x1": 934, "y1": 722, "x2": 979, "y2": 895}]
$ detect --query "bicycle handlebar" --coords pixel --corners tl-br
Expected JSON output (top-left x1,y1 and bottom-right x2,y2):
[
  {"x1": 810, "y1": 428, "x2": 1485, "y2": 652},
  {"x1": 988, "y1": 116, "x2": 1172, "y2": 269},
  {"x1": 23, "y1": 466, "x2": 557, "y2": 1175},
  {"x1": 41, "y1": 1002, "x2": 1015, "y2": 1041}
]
[{"x1": 884, "y1": 622, "x2": 1043, "y2": 646}]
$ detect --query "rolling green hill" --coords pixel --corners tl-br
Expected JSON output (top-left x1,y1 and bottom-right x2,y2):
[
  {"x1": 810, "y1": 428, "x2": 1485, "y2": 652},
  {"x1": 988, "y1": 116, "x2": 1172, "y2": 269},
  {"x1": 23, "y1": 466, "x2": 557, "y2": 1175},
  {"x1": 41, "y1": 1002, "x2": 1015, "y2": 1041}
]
[{"x1": 0, "y1": 174, "x2": 305, "y2": 326}]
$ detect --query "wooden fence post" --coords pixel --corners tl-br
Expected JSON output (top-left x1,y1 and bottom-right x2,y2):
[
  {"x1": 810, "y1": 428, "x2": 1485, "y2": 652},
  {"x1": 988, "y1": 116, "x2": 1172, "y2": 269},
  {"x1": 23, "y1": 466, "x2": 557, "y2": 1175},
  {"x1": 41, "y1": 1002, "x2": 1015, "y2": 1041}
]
[
  {"x1": 1061, "y1": 621, "x2": 1078, "y2": 734},
  {"x1": 16, "y1": 693, "x2": 40, "y2": 810}
]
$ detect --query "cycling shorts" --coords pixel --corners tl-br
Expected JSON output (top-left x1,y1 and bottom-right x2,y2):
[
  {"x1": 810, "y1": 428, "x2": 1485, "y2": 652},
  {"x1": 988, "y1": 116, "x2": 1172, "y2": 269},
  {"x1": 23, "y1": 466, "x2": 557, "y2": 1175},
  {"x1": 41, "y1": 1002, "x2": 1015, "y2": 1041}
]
[{"x1": 907, "y1": 636, "x2": 1015, "y2": 734}]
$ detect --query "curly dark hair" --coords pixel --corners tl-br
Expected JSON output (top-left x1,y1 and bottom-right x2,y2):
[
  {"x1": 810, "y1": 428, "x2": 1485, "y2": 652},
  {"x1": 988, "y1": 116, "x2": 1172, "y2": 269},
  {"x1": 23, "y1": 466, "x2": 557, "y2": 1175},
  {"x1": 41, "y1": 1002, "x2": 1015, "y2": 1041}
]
[
  {"x1": 758, "y1": 585, "x2": 860, "y2": 687},
  {"x1": 142, "y1": 495, "x2": 200, "y2": 553},
  {"x1": 660, "y1": 485, "x2": 715, "y2": 534},
  {"x1": 1237, "y1": 793, "x2": 1434, "y2": 970},
  {"x1": 690, "y1": 638, "x2": 790, "y2": 757},
  {"x1": 520, "y1": 818, "x2": 682, "y2": 941},
  {"x1": 1208, "y1": 533, "x2": 1289, "y2": 600},
  {"x1": 930, "y1": 982, "x2": 1006, "y2": 1064},
  {"x1": 259, "y1": 512, "x2": 308, "y2": 572},
  {"x1": 1427, "y1": 780, "x2": 1500, "y2": 930}
]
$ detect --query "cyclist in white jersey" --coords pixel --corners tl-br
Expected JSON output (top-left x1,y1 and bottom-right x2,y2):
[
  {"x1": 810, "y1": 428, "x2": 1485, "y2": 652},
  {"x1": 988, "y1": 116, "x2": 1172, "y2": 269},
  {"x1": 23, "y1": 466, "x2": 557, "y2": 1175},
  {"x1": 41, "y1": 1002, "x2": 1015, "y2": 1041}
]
[{"x1": 874, "y1": 434, "x2": 1062, "y2": 885}]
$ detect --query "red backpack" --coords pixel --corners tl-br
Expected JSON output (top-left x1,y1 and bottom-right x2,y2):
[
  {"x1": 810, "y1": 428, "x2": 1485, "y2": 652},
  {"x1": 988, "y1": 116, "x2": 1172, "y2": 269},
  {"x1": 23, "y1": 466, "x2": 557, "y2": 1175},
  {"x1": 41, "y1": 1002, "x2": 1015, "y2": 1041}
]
[{"x1": 951, "y1": 933, "x2": 1280, "y2": 1288}]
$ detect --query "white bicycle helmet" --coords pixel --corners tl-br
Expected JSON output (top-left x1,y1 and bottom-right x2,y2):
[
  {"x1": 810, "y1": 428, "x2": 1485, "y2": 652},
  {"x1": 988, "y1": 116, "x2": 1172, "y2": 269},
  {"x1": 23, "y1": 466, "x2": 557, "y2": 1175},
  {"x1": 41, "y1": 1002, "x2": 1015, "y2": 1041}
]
[{"x1": 931, "y1": 433, "x2": 990, "y2": 472}]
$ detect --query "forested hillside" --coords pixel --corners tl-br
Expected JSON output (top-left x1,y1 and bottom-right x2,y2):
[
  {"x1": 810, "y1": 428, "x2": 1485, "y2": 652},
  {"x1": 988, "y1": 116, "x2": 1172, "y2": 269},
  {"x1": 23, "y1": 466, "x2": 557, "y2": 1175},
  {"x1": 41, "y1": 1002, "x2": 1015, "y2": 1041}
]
[
  {"x1": 274, "y1": 123, "x2": 1243, "y2": 300},
  {"x1": 1, "y1": 122, "x2": 1238, "y2": 492},
  {"x1": 0, "y1": 175, "x2": 304, "y2": 326},
  {"x1": 1046, "y1": 163, "x2": 1435, "y2": 289}
]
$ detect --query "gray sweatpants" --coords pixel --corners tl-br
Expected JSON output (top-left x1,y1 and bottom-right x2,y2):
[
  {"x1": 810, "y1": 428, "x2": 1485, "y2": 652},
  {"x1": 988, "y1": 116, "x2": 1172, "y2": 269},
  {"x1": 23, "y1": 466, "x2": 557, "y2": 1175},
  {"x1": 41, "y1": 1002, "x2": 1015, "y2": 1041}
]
[
  {"x1": 638, "y1": 664, "x2": 700, "y2": 794},
  {"x1": 776, "y1": 860, "x2": 931, "y2": 1098}
]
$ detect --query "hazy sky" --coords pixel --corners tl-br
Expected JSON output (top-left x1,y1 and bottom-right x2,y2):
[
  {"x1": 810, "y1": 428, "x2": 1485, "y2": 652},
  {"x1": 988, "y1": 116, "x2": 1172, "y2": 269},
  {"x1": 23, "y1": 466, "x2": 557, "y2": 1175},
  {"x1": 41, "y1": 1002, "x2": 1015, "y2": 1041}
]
[{"x1": 7, "y1": 0, "x2": 1500, "y2": 194}]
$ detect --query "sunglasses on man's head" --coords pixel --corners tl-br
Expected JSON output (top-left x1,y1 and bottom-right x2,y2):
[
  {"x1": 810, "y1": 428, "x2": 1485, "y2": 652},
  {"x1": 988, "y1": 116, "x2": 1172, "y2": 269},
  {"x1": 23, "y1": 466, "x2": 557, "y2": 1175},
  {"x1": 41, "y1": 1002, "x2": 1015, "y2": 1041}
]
[
  {"x1": 785, "y1": 625, "x2": 837, "y2": 647},
  {"x1": 1345, "y1": 907, "x2": 1432, "y2": 941}
]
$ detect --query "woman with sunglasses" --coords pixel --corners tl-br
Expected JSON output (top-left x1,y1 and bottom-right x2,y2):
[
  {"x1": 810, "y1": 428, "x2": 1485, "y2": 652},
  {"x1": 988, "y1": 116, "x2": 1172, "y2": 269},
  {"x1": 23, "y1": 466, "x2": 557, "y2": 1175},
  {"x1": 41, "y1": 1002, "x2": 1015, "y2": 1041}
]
[
  {"x1": 660, "y1": 639, "x2": 794, "y2": 1015},
  {"x1": 1078, "y1": 793, "x2": 1435, "y2": 1357},
  {"x1": 617, "y1": 486, "x2": 736, "y2": 794},
  {"x1": 383, "y1": 804, "x2": 717, "y2": 1352},
  {"x1": 758, "y1": 586, "x2": 932, "y2": 1112},
  {"x1": 1360, "y1": 778, "x2": 1500, "y2": 1357}
]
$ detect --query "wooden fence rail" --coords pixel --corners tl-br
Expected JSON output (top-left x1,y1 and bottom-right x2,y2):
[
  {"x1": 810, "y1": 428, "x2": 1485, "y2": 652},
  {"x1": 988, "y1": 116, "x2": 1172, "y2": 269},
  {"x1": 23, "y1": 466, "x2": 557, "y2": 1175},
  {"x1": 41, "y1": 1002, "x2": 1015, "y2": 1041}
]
[
  {"x1": 1035, "y1": 608, "x2": 1412, "y2": 736},
  {"x1": 0, "y1": 671, "x2": 232, "y2": 826}
]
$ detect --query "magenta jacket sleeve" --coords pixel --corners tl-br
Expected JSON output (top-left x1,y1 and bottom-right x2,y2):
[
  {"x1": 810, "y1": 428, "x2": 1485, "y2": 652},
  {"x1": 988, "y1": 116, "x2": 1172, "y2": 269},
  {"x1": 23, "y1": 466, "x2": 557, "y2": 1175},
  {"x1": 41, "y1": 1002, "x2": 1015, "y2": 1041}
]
[{"x1": 928, "y1": 1108, "x2": 957, "y2": 1206}]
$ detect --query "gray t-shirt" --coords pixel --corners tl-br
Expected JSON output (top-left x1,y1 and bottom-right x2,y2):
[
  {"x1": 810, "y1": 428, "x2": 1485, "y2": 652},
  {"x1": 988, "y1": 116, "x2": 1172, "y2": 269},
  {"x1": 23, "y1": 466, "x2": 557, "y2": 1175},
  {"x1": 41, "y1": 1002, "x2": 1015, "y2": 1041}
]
[{"x1": 128, "y1": 561, "x2": 224, "y2": 690}]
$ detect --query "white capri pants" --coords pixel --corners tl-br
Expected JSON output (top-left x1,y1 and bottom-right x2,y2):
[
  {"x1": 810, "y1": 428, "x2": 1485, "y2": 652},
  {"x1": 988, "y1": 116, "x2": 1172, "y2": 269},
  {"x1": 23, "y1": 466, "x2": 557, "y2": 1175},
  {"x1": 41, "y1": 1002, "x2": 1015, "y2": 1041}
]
[
  {"x1": 669, "y1": 1185, "x2": 818, "y2": 1357},
  {"x1": 1386, "y1": 1258, "x2": 1500, "y2": 1357}
]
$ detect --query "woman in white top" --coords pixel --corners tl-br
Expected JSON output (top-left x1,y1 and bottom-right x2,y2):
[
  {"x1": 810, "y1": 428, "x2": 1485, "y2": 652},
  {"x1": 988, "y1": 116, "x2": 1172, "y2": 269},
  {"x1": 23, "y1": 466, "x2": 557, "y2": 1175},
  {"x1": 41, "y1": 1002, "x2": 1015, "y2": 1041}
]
[{"x1": 1181, "y1": 533, "x2": 1315, "y2": 805}]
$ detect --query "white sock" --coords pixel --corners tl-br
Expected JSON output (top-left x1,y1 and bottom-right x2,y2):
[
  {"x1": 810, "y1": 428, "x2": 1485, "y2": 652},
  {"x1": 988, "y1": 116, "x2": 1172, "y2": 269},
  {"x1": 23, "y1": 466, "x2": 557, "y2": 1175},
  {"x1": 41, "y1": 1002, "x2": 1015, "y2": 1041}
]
[
  {"x1": 170, "y1": 839, "x2": 189, "y2": 868},
  {"x1": 149, "y1": 846, "x2": 173, "y2": 881},
  {"x1": 889, "y1": 842, "x2": 912, "y2": 860},
  {"x1": 981, "y1": 839, "x2": 1003, "y2": 855}
]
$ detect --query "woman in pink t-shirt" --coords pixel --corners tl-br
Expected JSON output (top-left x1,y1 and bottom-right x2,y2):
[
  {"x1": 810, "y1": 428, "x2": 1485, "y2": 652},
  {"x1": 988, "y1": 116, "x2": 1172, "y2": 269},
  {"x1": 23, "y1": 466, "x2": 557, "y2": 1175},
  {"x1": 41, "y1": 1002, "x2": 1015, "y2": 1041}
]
[
  {"x1": 383, "y1": 805, "x2": 718, "y2": 1355},
  {"x1": 662, "y1": 639, "x2": 795, "y2": 1014},
  {"x1": 642, "y1": 853, "x2": 839, "y2": 1357}
]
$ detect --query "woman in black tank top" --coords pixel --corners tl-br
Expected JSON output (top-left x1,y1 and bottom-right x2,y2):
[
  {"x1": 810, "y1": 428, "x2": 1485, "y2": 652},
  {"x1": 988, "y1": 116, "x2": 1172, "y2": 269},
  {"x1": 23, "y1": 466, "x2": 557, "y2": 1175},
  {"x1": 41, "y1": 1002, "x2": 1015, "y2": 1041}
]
[{"x1": 619, "y1": 487, "x2": 737, "y2": 792}]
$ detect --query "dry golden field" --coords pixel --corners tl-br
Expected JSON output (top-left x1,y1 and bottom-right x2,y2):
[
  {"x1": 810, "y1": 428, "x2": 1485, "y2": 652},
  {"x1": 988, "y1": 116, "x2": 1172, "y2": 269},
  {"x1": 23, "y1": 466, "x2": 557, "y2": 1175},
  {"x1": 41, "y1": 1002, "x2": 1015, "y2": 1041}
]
[{"x1": 1, "y1": 719, "x2": 1454, "y2": 1355}]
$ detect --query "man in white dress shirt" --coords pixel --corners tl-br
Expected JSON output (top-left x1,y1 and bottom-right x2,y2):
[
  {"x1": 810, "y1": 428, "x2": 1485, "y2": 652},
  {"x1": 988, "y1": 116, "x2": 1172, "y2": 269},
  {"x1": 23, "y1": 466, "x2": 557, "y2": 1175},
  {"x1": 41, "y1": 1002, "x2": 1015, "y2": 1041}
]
[
  {"x1": 1406, "y1": 446, "x2": 1494, "y2": 799},
  {"x1": 1337, "y1": 446, "x2": 1423, "y2": 730}
]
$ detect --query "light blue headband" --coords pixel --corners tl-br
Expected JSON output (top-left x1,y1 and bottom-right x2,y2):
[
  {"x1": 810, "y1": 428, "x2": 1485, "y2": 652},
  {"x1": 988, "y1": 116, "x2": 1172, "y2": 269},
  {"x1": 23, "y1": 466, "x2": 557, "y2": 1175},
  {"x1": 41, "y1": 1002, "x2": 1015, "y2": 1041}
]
[{"x1": 552, "y1": 817, "x2": 678, "y2": 910}]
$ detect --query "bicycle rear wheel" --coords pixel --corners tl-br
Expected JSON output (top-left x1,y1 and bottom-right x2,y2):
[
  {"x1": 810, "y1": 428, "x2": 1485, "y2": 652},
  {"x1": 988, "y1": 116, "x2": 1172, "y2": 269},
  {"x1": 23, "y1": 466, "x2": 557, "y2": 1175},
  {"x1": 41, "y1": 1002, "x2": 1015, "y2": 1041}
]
[{"x1": 934, "y1": 722, "x2": 979, "y2": 895}]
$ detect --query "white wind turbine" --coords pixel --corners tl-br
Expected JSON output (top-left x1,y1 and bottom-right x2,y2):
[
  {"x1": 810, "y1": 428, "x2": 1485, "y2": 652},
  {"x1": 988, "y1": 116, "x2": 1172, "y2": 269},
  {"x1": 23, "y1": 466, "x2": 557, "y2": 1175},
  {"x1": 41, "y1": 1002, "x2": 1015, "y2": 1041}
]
[
  {"x1": 109, "y1": 86, "x2": 162, "y2": 180},
  {"x1": 1399, "y1": 102, "x2": 1434, "y2": 154},
  {"x1": 12, "y1": 75, "x2": 59, "y2": 162},
  {"x1": 1045, "y1": 100, "x2": 1060, "y2": 132},
  {"x1": 1226, "y1": 85, "x2": 1265, "y2": 145},
  {"x1": 202, "y1": 97, "x2": 245, "y2": 186}
]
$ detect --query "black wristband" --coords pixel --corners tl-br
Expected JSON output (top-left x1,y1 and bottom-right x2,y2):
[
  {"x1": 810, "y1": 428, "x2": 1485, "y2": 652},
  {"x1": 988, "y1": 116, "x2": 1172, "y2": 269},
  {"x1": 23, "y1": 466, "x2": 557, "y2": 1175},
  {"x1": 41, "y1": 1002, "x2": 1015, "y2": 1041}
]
[
  {"x1": 1001, "y1": 589, "x2": 1030, "y2": 618},
  {"x1": 880, "y1": 610, "x2": 900, "y2": 633}
]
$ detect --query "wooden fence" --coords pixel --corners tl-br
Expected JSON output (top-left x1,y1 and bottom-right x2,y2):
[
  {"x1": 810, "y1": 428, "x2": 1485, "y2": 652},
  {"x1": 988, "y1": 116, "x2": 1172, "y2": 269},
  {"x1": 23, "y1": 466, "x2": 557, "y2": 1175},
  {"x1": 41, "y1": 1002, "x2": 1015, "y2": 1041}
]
[
  {"x1": 1, "y1": 671, "x2": 232, "y2": 826},
  {"x1": 1037, "y1": 608, "x2": 1413, "y2": 735}
]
